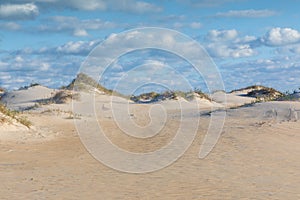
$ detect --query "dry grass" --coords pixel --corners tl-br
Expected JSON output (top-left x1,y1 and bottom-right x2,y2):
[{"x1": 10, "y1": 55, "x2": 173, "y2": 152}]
[
  {"x1": 231, "y1": 85, "x2": 284, "y2": 102},
  {"x1": 130, "y1": 89, "x2": 211, "y2": 103},
  {"x1": 37, "y1": 90, "x2": 80, "y2": 105},
  {"x1": 40, "y1": 108, "x2": 81, "y2": 119},
  {"x1": 66, "y1": 73, "x2": 113, "y2": 94},
  {"x1": 0, "y1": 103, "x2": 32, "y2": 128}
]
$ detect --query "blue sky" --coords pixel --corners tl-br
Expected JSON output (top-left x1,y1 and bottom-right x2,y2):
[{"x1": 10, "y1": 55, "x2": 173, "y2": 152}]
[{"x1": 1, "y1": 0, "x2": 300, "y2": 93}]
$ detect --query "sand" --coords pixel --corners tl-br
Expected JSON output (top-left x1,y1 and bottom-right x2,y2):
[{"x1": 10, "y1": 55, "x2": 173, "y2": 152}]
[
  {"x1": 1, "y1": 85, "x2": 57, "y2": 111},
  {"x1": 0, "y1": 88, "x2": 299, "y2": 199}
]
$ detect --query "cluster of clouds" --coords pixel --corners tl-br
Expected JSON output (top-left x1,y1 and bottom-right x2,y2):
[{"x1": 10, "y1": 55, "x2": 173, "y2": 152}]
[
  {"x1": 0, "y1": 1, "x2": 299, "y2": 91},
  {"x1": 204, "y1": 29, "x2": 256, "y2": 58},
  {"x1": 221, "y1": 56, "x2": 300, "y2": 92},
  {"x1": 0, "y1": 56, "x2": 80, "y2": 89},
  {"x1": 0, "y1": 1, "x2": 204, "y2": 37},
  {"x1": 0, "y1": 3, "x2": 39, "y2": 20},
  {"x1": 0, "y1": 0, "x2": 164, "y2": 36},
  {"x1": 38, "y1": 16, "x2": 117, "y2": 37},
  {"x1": 214, "y1": 9, "x2": 277, "y2": 18},
  {"x1": 203, "y1": 27, "x2": 300, "y2": 91},
  {"x1": 0, "y1": 1, "x2": 279, "y2": 36},
  {"x1": 261, "y1": 27, "x2": 300, "y2": 46},
  {"x1": 0, "y1": 39, "x2": 104, "y2": 89},
  {"x1": 0, "y1": 0, "x2": 161, "y2": 20},
  {"x1": 2, "y1": 26, "x2": 300, "y2": 91},
  {"x1": 204, "y1": 27, "x2": 300, "y2": 59},
  {"x1": 177, "y1": 0, "x2": 244, "y2": 8}
]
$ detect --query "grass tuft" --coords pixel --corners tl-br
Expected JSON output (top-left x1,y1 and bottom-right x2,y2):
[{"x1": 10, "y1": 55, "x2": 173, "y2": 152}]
[{"x1": 0, "y1": 103, "x2": 32, "y2": 128}]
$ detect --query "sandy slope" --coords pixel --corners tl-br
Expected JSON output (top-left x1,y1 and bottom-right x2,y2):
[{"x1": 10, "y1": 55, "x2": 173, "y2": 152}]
[
  {"x1": 0, "y1": 89, "x2": 299, "y2": 199},
  {"x1": 1, "y1": 85, "x2": 57, "y2": 111},
  {"x1": 212, "y1": 90, "x2": 256, "y2": 108}
]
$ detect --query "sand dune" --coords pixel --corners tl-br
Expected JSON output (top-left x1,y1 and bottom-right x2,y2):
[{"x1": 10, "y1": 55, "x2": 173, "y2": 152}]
[
  {"x1": 212, "y1": 90, "x2": 256, "y2": 108},
  {"x1": 1, "y1": 85, "x2": 57, "y2": 111},
  {"x1": 0, "y1": 84, "x2": 299, "y2": 199}
]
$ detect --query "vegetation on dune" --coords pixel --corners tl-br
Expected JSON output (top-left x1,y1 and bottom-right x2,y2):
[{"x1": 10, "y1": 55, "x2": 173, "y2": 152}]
[
  {"x1": 38, "y1": 90, "x2": 81, "y2": 105},
  {"x1": 0, "y1": 87, "x2": 5, "y2": 99},
  {"x1": 19, "y1": 82, "x2": 41, "y2": 90},
  {"x1": 66, "y1": 73, "x2": 113, "y2": 94},
  {"x1": 247, "y1": 88, "x2": 283, "y2": 101},
  {"x1": 132, "y1": 91, "x2": 177, "y2": 102},
  {"x1": 40, "y1": 108, "x2": 81, "y2": 119},
  {"x1": 231, "y1": 85, "x2": 284, "y2": 102},
  {"x1": 63, "y1": 73, "x2": 214, "y2": 103},
  {"x1": 278, "y1": 89, "x2": 300, "y2": 101},
  {"x1": 230, "y1": 85, "x2": 273, "y2": 93},
  {"x1": 130, "y1": 89, "x2": 211, "y2": 103},
  {"x1": 193, "y1": 88, "x2": 212, "y2": 101},
  {"x1": 0, "y1": 103, "x2": 32, "y2": 128},
  {"x1": 51, "y1": 90, "x2": 80, "y2": 104}
]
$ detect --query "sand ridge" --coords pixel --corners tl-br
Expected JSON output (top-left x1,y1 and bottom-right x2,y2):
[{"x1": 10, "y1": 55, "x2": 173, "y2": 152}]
[{"x1": 0, "y1": 86, "x2": 299, "y2": 199}]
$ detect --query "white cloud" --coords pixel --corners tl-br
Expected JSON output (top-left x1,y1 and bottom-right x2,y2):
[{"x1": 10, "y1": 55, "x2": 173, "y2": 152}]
[
  {"x1": 15, "y1": 56, "x2": 24, "y2": 63},
  {"x1": 206, "y1": 43, "x2": 255, "y2": 58},
  {"x1": 56, "y1": 40, "x2": 99, "y2": 55},
  {"x1": 171, "y1": 21, "x2": 202, "y2": 30},
  {"x1": 38, "y1": 16, "x2": 117, "y2": 36},
  {"x1": 287, "y1": 45, "x2": 300, "y2": 54},
  {"x1": 204, "y1": 29, "x2": 257, "y2": 58},
  {"x1": 215, "y1": 9, "x2": 277, "y2": 18},
  {"x1": 0, "y1": 22, "x2": 21, "y2": 30},
  {"x1": 276, "y1": 44, "x2": 300, "y2": 55},
  {"x1": 0, "y1": 48, "x2": 82, "y2": 90},
  {"x1": 220, "y1": 56, "x2": 300, "y2": 92},
  {"x1": 173, "y1": 22, "x2": 184, "y2": 29},
  {"x1": 2, "y1": 0, "x2": 161, "y2": 13},
  {"x1": 0, "y1": 3, "x2": 39, "y2": 20},
  {"x1": 157, "y1": 14, "x2": 186, "y2": 23},
  {"x1": 58, "y1": 0, "x2": 162, "y2": 13},
  {"x1": 62, "y1": 0, "x2": 106, "y2": 11},
  {"x1": 190, "y1": 22, "x2": 202, "y2": 29},
  {"x1": 206, "y1": 29, "x2": 238, "y2": 42},
  {"x1": 12, "y1": 39, "x2": 101, "y2": 56},
  {"x1": 261, "y1": 27, "x2": 300, "y2": 46},
  {"x1": 118, "y1": 0, "x2": 162, "y2": 13},
  {"x1": 73, "y1": 29, "x2": 89, "y2": 37},
  {"x1": 177, "y1": 0, "x2": 243, "y2": 7}
]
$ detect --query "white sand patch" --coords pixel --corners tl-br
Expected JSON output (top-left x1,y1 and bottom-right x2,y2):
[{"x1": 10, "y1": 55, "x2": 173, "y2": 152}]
[
  {"x1": 212, "y1": 91, "x2": 256, "y2": 108},
  {"x1": 1, "y1": 85, "x2": 57, "y2": 111}
]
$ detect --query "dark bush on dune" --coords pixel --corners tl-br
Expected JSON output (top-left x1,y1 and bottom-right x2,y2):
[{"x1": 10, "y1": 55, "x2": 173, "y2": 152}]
[
  {"x1": 66, "y1": 73, "x2": 113, "y2": 94},
  {"x1": 130, "y1": 89, "x2": 210, "y2": 103},
  {"x1": 131, "y1": 91, "x2": 179, "y2": 103},
  {"x1": 231, "y1": 85, "x2": 284, "y2": 101},
  {"x1": 247, "y1": 88, "x2": 283, "y2": 101},
  {"x1": 19, "y1": 83, "x2": 41, "y2": 90},
  {"x1": 51, "y1": 91, "x2": 80, "y2": 104}
]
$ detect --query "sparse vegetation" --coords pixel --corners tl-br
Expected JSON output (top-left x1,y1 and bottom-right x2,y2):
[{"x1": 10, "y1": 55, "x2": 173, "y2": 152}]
[
  {"x1": 0, "y1": 103, "x2": 32, "y2": 128},
  {"x1": 40, "y1": 108, "x2": 81, "y2": 119},
  {"x1": 67, "y1": 73, "x2": 113, "y2": 94},
  {"x1": 0, "y1": 87, "x2": 5, "y2": 93},
  {"x1": 277, "y1": 88, "x2": 300, "y2": 101},
  {"x1": 194, "y1": 88, "x2": 212, "y2": 101},
  {"x1": 19, "y1": 82, "x2": 41, "y2": 90},
  {"x1": 65, "y1": 73, "x2": 213, "y2": 102},
  {"x1": 247, "y1": 88, "x2": 283, "y2": 101},
  {"x1": 230, "y1": 85, "x2": 264, "y2": 93},
  {"x1": 36, "y1": 90, "x2": 80, "y2": 105},
  {"x1": 130, "y1": 89, "x2": 211, "y2": 103},
  {"x1": 231, "y1": 85, "x2": 284, "y2": 102},
  {"x1": 51, "y1": 90, "x2": 80, "y2": 104}
]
